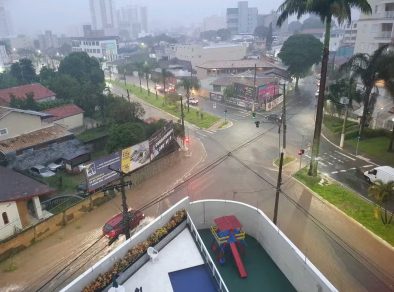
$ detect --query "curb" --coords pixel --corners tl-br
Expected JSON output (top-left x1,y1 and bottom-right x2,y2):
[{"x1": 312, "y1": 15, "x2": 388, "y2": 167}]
[{"x1": 292, "y1": 176, "x2": 394, "y2": 250}]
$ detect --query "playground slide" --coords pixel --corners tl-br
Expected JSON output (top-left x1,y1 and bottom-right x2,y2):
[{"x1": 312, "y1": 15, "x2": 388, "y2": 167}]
[{"x1": 229, "y1": 242, "x2": 247, "y2": 278}]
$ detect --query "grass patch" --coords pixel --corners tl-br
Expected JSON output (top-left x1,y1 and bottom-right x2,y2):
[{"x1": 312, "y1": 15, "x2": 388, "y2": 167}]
[
  {"x1": 323, "y1": 115, "x2": 358, "y2": 133},
  {"x1": 76, "y1": 127, "x2": 108, "y2": 143},
  {"x1": 2, "y1": 260, "x2": 17, "y2": 272},
  {"x1": 44, "y1": 171, "x2": 84, "y2": 195},
  {"x1": 294, "y1": 168, "x2": 394, "y2": 245},
  {"x1": 347, "y1": 137, "x2": 394, "y2": 166},
  {"x1": 274, "y1": 155, "x2": 295, "y2": 167},
  {"x1": 111, "y1": 81, "x2": 220, "y2": 129}
]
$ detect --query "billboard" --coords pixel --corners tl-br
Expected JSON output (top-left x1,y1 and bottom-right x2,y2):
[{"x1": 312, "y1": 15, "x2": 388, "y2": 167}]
[
  {"x1": 258, "y1": 83, "x2": 278, "y2": 101},
  {"x1": 234, "y1": 83, "x2": 255, "y2": 100},
  {"x1": 84, "y1": 122, "x2": 174, "y2": 191}
]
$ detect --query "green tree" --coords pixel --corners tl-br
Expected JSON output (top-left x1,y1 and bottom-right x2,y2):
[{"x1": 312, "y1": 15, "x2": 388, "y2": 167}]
[
  {"x1": 107, "y1": 97, "x2": 145, "y2": 124},
  {"x1": 48, "y1": 74, "x2": 81, "y2": 100},
  {"x1": 164, "y1": 92, "x2": 180, "y2": 105},
  {"x1": 278, "y1": 34, "x2": 323, "y2": 89},
  {"x1": 106, "y1": 122, "x2": 146, "y2": 153},
  {"x1": 10, "y1": 58, "x2": 37, "y2": 84},
  {"x1": 178, "y1": 77, "x2": 200, "y2": 112},
  {"x1": 339, "y1": 44, "x2": 394, "y2": 138},
  {"x1": 161, "y1": 68, "x2": 174, "y2": 96},
  {"x1": 266, "y1": 23, "x2": 274, "y2": 51},
  {"x1": 368, "y1": 180, "x2": 394, "y2": 225},
  {"x1": 223, "y1": 85, "x2": 236, "y2": 100},
  {"x1": 143, "y1": 62, "x2": 152, "y2": 95},
  {"x1": 135, "y1": 62, "x2": 145, "y2": 93},
  {"x1": 0, "y1": 72, "x2": 18, "y2": 89},
  {"x1": 9, "y1": 93, "x2": 39, "y2": 110},
  {"x1": 277, "y1": 0, "x2": 372, "y2": 177},
  {"x1": 254, "y1": 25, "x2": 268, "y2": 39},
  {"x1": 326, "y1": 78, "x2": 362, "y2": 109},
  {"x1": 301, "y1": 16, "x2": 325, "y2": 30},
  {"x1": 39, "y1": 66, "x2": 56, "y2": 86},
  {"x1": 217, "y1": 28, "x2": 231, "y2": 41}
]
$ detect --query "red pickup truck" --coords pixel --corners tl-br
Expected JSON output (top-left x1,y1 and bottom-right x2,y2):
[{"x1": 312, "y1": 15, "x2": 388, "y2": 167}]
[{"x1": 102, "y1": 209, "x2": 145, "y2": 239}]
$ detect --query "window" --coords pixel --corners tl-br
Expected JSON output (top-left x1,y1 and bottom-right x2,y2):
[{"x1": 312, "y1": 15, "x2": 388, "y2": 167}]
[
  {"x1": 0, "y1": 128, "x2": 8, "y2": 136},
  {"x1": 2, "y1": 212, "x2": 9, "y2": 224}
]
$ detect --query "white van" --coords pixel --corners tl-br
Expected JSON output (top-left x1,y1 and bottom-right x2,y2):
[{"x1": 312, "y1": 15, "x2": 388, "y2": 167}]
[{"x1": 363, "y1": 166, "x2": 394, "y2": 184}]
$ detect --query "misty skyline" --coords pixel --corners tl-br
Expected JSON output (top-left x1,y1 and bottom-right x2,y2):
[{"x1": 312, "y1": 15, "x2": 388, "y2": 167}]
[{"x1": 6, "y1": 0, "x2": 283, "y2": 36}]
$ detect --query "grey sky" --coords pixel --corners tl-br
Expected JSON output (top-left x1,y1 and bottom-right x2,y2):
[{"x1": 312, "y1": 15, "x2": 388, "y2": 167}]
[{"x1": 7, "y1": 0, "x2": 283, "y2": 36}]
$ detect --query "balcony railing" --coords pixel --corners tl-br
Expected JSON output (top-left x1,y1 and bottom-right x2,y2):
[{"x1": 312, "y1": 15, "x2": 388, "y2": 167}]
[
  {"x1": 380, "y1": 11, "x2": 394, "y2": 18},
  {"x1": 375, "y1": 31, "x2": 393, "y2": 39},
  {"x1": 186, "y1": 213, "x2": 229, "y2": 292}
]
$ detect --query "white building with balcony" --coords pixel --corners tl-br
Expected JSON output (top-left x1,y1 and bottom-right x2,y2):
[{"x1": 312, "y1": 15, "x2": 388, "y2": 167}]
[
  {"x1": 354, "y1": 0, "x2": 394, "y2": 55},
  {"x1": 71, "y1": 36, "x2": 119, "y2": 61}
]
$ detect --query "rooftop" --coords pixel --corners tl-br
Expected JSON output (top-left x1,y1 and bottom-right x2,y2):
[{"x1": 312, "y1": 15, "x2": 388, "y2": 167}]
[
  {"x1": 0, "y1": 166, "x2": 54, "y2": 202},
  {"x1": 0, "y1": 106, "x2": 52, "y2": 120},
  {"x1": 196, "y1": 59, "x2": 281, "y2": 70},
  {"x1": 0, "y1": 124, "x2": 73, "y2": 154},
  {"x1": 44, "y1": 104, "x2": 84, "y2": 122},
  {"x1": 71, "y1": 36, "x2": 119, "y2": 41},
  {"x1": 0, "y1": 83, "x2": 56, "y2": 104}
]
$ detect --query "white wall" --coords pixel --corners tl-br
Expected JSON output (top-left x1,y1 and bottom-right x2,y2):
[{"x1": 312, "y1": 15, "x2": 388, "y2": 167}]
[
  {"x1": 188, "y1": 200, "x2": 338, "y2": 292},
  {"x1": 54, "y1": 114, "x2": 83, "y2": 130},
  {"x1": 0, "y1": 201, "x2": 22, "y2": 240}
]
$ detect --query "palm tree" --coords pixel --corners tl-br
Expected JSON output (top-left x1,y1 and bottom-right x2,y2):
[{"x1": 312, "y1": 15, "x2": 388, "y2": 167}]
[
  {"x1": 143, "y1": 62, "x2": 151, "y2": 96},
  {"x1": 368, "y1": 180, "x2": 394, "y2": 225},
  {"x1": 340, "y1": 44, "x2": 394, "y2": 138},
  {"x1": 134, "y1": 62, "x2": 144, "y2": 93},
  {"x1": 179, "y1": 77, "x2": 201, "y2": 112},
  {"x1": 277, "y1": 0, "x2": 372, "y2": 177},
  {"x1": 161, "y1": 68, "x2": 174, "y2": 96}
]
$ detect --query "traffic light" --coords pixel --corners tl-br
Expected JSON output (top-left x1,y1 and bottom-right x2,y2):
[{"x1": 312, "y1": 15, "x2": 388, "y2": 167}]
[
  {"x1": 298, "y1": 149, "x2": 305, "y2": 155},
  {"x1": 254, "y1": 121, "x2": 260, "y2": 128},
  {"x1": 252, "y1": 112, "x2": 256, "y2": 119}
]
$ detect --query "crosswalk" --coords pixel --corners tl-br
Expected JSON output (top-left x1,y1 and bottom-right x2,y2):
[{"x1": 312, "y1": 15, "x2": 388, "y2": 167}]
[{"x1": 195, "y1": 129, "x2": 217, "y2": 138}]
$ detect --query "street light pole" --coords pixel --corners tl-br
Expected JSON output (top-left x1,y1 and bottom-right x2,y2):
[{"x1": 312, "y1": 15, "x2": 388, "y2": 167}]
[
  {"x1": 282, "y1": 83, "x2": 286, "y2": 151},
  {"x1": 180, "y1": 94, "x2": 185, "y2": 145}
]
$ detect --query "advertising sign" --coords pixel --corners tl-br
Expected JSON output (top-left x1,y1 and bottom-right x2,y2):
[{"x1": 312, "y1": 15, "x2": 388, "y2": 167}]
[
  {"x1": 85, "y1": 122, "x2": 174, "y2": 191},
  {"x1": 258, "y1": 83, "x2": 278, "y2": 101},
  {"x1": 234, "y1": 83, "x2": 255, "y2": 100}
]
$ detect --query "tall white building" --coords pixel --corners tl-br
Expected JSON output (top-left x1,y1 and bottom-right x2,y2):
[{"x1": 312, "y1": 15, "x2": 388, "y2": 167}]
[
  {"x1": 354, "y1": 0, "x2": 394, "y2": 54},
  {"x1": 227, "y1": 1, "x2": 258, "y2": 35},
  {"x1": 89, "y1": 0, "x2": 115, "y2": 31},
  {"x1": 0, "y1": 0, "x2": 12, "y2": 38},
  {"x1": 116, "y1": 5, "x2": 148, "y2": 39}
]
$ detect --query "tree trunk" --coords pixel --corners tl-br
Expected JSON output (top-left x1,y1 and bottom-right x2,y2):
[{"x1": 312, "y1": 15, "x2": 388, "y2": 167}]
[
  {"x1": 139, "y1": 76, "x2": 142, "y2": 93},
  {"x1": 163, "y1": 74, "x2": 166, "y2": 96},
  {"x1": 295, "y1": 77, "x2": 299, "y2": 90},
  {"x1": 146, "y1": 75, "x2": 150, "y2": 95},
  {"x1": 187, "y1": 87, "x2": 190, "y2": 112},
  {"x1": 359, "y1": 86, "x2": 373, "y2": 138},
  {"x1": 308, "y1": 17, "x2": 332, "y2": 177}
]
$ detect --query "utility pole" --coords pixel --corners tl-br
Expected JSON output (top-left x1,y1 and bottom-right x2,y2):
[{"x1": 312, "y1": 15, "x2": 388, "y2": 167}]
[
  {"x1": 124, "y1": 69, "x2": 127, "y2": 86},
  {"x1": 108, "y1": 166, "x2": 131, "y2": 239},
  {"x1": 273, "y1": 152, "x2": 284, "y2": 225},
  {"x1": 180, "y1": 94, "x2": 185, "y2": 144},
  {"x1": 253, "y1": 64, "x2": 257, "y2": 113},
  {"x1": 281, "y1": 82, "x2": 286, "y2": 151}
]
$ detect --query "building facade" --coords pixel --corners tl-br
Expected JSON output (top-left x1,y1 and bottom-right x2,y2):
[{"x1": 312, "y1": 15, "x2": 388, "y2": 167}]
[
  {"x1": 354, "y1": 0, "x2": 394, "y2": 55},
  {"x1": 71, "y1": 36, "x2": 118, "y2": 61},
  {"x1": 0, "y1": 0, "x2": 12, "y2": 38},
  {"x1": 226, "y1": 1, "x2": 258, "y2": 35},
  {"x1": 89, "y1": 0, "x2": 115, "y2": 31}
]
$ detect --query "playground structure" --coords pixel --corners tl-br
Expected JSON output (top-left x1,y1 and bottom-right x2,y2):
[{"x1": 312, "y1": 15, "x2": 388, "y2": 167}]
[{"x1": 210, "y1": 215, "x2": 248, "y2": 278}]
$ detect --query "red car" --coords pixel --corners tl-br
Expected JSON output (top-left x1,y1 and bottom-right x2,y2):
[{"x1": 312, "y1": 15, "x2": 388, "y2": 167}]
[{"x1": 103, "y1": 209, "x2": 145, "y2": 239}]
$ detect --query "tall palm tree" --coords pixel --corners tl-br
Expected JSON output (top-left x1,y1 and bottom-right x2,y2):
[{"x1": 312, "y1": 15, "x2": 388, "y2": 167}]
[
  {"x1": 143, "y1": 62, "x2": 151, "y2": 96},
  {"x1": 179, "y1": 77, "x2": 201, "y2": 112},
  {"x1": 368, "y1": 180, "x2": 394, "y2": 225},
  {"x1": 340, "y1": 44, "x2": 394, "y2": 138},
  {"x1": 135, "y1": 62, "x2": 144, "y2": 93},
  {"x1": 277, "y1": 0, "x2": 371, "y2": 176}
]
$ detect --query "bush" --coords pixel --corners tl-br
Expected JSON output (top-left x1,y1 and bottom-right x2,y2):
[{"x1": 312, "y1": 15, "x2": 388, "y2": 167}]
[{"x1": 346, "y1": 127, "x2": 391, "y2": 140}]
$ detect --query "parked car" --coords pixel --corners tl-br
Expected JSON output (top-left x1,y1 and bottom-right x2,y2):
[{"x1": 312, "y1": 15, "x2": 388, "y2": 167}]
[
  {"x1": 47, "y1": 158, "x2": 64, "y2": 172},
  {"x1": 264, "y1": 113, "x2": 281, "y2": 123},
  {"x1": 30, "y1": 165, "x2": 56, "y2": 177},
  {"x1": 187, "y1": 98, "x2": 199, "y2": 106},
  {"x1": 103, "y1": 210, "x2": 145, "y2": 239},
  {"x1": 364, "y1": 166, "x2": 394, "y2": 184}
]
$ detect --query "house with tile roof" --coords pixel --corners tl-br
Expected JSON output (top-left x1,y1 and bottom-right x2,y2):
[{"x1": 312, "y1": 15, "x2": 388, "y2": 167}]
[
  {"x1": 44, "y1": 104, "x2": 84, "y2": 130},
  {"x1": 0, "y1": 83, "x2": 56, "y2": 106},
  {"x1": 0, "y1": 166, "x2": 54, "y2": 240}
]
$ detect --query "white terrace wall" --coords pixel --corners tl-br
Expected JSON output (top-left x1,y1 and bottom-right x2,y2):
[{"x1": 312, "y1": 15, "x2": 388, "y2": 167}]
[
  {"x1": 61, "y1": 197, "x2": 190, "y2": 292},
  {"x1": 188, "y1": 200, "x2": 337, "y2": 292}
]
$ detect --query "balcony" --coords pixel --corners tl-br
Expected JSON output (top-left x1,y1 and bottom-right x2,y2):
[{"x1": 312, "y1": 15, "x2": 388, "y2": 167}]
[
  {"x1": 381, "y1": 11, "x2": 394, "y2": 18},
  {"x1": 375, "y1": 31, "x2": 393, "y2": 39}
]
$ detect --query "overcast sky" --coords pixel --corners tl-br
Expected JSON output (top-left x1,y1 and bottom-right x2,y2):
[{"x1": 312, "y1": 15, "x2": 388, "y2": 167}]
[{"x1": 6, "y1": 0, "x2": 284, "y2": 36}]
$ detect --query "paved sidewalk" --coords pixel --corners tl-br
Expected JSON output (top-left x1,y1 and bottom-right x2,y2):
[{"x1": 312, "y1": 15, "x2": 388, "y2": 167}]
[{"x1": 279, "y1": 160, "x2": 394, "y2": 291}]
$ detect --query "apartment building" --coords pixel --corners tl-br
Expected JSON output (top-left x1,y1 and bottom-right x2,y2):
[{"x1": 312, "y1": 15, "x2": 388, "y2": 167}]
[{"x1": 226, "y1": 1, "x2": 258, "y2": 35}]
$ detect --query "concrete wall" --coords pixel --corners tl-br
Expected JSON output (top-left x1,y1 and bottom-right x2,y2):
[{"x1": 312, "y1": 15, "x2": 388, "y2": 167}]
[
  {"x1": 61, "y1": 197, "x2": 191, "y2": 292},
  {"x1": 0, "y1": 112, "x2": 43, "y2": 141},
  {"x1": 188, "y1": 200, "x2": 338, "y2": 292},
  {"x1": 54, "y1": 113, "x2": 84, "y2": 130},
  {"x1": 0, "y1": 201, "x2": 22, "y2": 240}
]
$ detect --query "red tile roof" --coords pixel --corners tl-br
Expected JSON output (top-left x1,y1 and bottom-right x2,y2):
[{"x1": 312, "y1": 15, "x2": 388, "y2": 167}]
[
  {"x1": 44, "y1": 104, "x2": 84, "y2": 121},
  {"x1": 0, "y1": 166, "x2": 54, "y2": 202},
  {"x1": 0, "y1": 83, "x2": 56, "y2": 104}
]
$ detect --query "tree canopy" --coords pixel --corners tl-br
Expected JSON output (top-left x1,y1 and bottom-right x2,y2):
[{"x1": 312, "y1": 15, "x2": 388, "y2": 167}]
[
  {"x1": 106, "y1": 122, "x2": 146, "y2": 153},
  {"x1": 10, "y1": 58, "x2": 37, "y2": 84},
  {"x1": 278, "y1": 34, "x2": 323, "y2": 88}
]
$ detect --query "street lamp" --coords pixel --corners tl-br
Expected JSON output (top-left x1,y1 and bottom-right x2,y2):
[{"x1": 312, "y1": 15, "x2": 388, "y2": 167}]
[{"x1": 339, "y1": 97, "x2": 349, "y2": 148}]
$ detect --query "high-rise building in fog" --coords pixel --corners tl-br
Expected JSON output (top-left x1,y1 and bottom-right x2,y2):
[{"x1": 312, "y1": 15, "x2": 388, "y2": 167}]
[
  {"x1": 140, "y1": 6, "x2": 148, "y2": 33},
  {"x1": 0, "y1": 0, "x2": 12, "y2": 38},
  {"x1": 226, "y1": 1, "x2": 258, "y2": 35},
  {"x1": 116, "y1": 5, "x2": 148, "y2": 39},
  {"x1": 89, "y1": 0, "x2": 115, "y2": 30}
]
